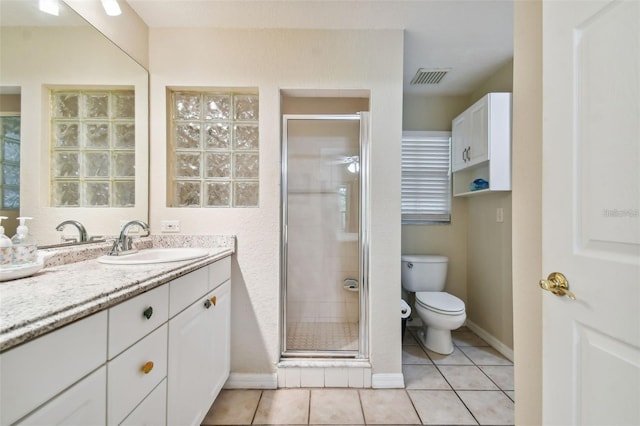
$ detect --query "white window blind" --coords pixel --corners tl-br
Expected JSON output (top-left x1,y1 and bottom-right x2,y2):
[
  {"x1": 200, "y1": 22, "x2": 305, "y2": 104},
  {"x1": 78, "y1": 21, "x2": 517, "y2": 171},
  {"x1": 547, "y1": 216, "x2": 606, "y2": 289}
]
[{"x1": 401, "y1": 131, "x2": 451, "y2": 224}]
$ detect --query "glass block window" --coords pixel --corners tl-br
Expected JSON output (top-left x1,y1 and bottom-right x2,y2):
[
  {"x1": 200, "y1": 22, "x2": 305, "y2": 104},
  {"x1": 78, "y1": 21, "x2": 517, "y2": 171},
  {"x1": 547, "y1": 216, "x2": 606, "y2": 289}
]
[
  {"x1": 169, "y1": 90, "x2": 259, "y2": 208},
  {"x1": 50, "y1": 90, "x2": 135, "y2": 207},
  {"x1": 0, "y1": 115, "x2": 21, "y2": 210}
]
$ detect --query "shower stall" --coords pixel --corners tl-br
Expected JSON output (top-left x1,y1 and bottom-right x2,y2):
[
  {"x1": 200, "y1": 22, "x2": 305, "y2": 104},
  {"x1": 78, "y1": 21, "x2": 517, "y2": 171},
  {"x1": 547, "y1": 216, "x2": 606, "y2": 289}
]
[{"x1": 281, "y1": 113, "x2": 369, "y2": 359}]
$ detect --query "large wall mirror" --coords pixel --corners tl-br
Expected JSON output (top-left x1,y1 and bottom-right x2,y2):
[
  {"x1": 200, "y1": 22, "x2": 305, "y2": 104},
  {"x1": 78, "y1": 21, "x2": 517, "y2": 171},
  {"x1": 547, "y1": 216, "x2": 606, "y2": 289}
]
[{"x1": 0, "y1": 0, "x2": 148, "y2": 247}]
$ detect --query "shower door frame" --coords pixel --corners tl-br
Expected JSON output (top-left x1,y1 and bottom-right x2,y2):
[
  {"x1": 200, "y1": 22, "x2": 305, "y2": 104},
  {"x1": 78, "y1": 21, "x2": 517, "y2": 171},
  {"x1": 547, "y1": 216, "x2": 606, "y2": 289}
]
[{"x1": 280, "y1": 113, "x2": 370, "y2": 359}]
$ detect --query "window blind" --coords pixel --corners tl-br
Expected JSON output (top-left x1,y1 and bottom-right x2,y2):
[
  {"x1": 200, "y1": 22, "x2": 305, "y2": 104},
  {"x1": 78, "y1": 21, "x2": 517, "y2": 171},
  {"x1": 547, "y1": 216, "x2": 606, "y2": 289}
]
[{"x1": 401, "y1": 131, "x2": 451, "y2": 224}]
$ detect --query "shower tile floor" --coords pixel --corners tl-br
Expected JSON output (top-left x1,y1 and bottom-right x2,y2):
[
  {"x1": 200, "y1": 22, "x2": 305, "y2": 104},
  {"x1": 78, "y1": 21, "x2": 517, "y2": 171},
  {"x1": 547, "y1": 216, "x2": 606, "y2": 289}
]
[
  {"x1": 286, "y1": 322, "x2": 359, "y2": 351},
  {"x1": 202, "y1": 327, "x2": 515, "y2": 425}
]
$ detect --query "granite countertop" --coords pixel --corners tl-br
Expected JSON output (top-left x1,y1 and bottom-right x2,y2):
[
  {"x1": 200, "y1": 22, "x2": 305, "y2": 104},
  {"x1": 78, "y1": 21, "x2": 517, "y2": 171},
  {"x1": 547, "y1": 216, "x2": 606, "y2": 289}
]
[{"x1": 0, "y1": 235, "x2": 235, "y2": 352}]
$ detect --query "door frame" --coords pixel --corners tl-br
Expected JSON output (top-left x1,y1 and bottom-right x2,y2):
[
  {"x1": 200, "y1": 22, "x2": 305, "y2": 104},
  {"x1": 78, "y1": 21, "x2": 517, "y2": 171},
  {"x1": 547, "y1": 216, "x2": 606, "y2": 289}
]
[{"x1": 279, "y1": 113, "x2": 370, "y2": 360}]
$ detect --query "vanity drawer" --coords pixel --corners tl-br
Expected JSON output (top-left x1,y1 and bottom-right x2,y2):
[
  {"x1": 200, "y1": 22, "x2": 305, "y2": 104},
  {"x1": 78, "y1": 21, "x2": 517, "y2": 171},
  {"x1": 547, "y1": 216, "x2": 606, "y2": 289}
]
[
  {"x1": 108, "y1": 284, "x2": 168, "y2": 359},
  {"x1": 0, "y1": 311, "x2": 107, "y2": 426},
  {"x1": 209, "y1": 255, "x2": 231, "y2": 290},
  {"x1": 169, "y1": 266, "x2": 209, "y2": 317},
  {"x1": 119, "y1": 378, "x2": 166, "y2": 426},
  {"x1": 107, "y1": 323, "x2": 167, "y2": 426}
]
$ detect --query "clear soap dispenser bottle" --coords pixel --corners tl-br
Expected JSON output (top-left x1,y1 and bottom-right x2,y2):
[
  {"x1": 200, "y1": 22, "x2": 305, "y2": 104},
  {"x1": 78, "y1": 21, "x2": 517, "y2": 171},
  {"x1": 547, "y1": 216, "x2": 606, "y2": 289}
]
[
  {"x1": 11, "y1": 216, "x2": 37, "y2": 265},
  {"x1": 0, "y1": 216, "x2": 12, "y2": 267}
]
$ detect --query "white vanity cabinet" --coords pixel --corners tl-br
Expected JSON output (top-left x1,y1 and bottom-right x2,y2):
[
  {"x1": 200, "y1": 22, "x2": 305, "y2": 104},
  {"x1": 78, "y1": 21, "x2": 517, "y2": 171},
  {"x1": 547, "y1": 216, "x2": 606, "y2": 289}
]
[
  {"x1": 451, "y1": 92, "x2": 512, "y2": 196},
  {"x1": 0, "y1": 254, "x2": 231, "y2": 426},
  {"x1": 167, "y1": 258, "x2": 231, "y2": 426},
  {"x1": 0, "y1": 311, "x2": 108, "y2": 426}
]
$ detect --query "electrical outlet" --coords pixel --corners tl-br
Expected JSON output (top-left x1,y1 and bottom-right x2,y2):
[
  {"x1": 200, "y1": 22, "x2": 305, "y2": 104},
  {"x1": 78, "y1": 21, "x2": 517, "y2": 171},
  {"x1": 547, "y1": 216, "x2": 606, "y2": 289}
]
[
  {"x1": 496, "y1": 207, "x2": 504, "y2": 223},
  {"x1": 161, "y1": 220, "x2": 180, "y2": 233}
]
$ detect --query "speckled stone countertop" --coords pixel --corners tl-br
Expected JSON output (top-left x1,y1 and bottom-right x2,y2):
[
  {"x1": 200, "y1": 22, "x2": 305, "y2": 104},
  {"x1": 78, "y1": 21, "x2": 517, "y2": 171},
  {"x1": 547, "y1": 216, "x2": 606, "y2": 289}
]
[{"x1": 0, "y1": 235, "x2": 235, "y2": 352}]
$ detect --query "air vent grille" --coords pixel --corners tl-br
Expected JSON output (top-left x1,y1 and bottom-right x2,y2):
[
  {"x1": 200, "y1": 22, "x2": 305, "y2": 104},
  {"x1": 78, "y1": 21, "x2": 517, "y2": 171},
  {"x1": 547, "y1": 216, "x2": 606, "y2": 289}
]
[{"x1": 410, "y1": 68, "x2": 450, "y2": 85}]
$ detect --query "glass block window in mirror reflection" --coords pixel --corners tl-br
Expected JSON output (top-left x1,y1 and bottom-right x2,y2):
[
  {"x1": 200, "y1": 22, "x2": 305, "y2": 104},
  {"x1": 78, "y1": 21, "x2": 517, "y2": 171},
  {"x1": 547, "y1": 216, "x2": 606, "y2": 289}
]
[
  {"x1": 0, "y1": 115, "x2": 21, "y2": 210},
  {"x1": 50, "y1": 89, "x2": 135, "y2": 207},
  {"x1": 169, "y1": 89, "x2": 259, "y2": 208}
]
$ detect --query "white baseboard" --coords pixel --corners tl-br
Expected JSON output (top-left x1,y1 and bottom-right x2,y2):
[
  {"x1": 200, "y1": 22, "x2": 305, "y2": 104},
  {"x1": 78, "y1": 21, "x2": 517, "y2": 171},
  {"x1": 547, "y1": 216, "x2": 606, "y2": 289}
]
[
  {"x1": 465, "y1": 320, "x2": 514, "y2": 362},
  {"x1": 224, "y1": 373, "x2": 278, "y2": 389},
  {"x1": 371, "y1": 373, "x2": 405, "y2": 389}
]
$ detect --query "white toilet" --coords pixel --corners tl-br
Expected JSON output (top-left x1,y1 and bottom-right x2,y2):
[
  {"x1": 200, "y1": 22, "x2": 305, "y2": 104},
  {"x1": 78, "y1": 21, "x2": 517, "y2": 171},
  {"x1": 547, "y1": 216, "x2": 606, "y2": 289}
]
[{"x1": 401, "y1": 254, "x2": 466, "y2": 355}]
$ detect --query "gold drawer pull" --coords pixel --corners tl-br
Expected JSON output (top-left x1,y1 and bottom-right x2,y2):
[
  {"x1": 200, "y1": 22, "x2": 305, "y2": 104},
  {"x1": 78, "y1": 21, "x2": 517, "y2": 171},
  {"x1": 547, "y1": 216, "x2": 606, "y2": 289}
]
[
  {"x1": 141, "y1": 361, "x2": 154, "y2": 374},
  {"x1": 211, "y1": 296, "x2": 217, "y2": 306}
]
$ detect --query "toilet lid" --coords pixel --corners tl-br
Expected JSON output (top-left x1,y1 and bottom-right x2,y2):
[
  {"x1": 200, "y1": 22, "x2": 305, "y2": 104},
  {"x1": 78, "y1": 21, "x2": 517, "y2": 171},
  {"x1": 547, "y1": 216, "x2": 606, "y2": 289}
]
[{"x1": 415, "y1": 292, "x2": 465, "y2": 315}]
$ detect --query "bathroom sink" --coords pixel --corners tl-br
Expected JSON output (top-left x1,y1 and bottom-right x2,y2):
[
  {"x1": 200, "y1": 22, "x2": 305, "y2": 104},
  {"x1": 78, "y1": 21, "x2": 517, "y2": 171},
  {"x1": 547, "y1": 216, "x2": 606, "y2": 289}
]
[{"x1": 97, "y1": 248, "x2": 209, "y2": 265}]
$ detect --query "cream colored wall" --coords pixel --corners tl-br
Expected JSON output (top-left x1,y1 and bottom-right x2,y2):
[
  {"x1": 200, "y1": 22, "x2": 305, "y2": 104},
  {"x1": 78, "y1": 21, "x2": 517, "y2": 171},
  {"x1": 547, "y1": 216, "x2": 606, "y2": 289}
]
[
  {"x1": 148, "y1": 28, "x2": 404, "y2": 379},
  {"x1": 63, "y1": 0, "x2": 149, "y2": 69},
  {"x1": 461, "y1": 59, "x2": 514, "y2": 351},
  {"x1": 401, "y1": 96, "x2": 470, "y2": 302},
  {"x1": 512, "y1": 1, "x2": 542, "y2": 423}
]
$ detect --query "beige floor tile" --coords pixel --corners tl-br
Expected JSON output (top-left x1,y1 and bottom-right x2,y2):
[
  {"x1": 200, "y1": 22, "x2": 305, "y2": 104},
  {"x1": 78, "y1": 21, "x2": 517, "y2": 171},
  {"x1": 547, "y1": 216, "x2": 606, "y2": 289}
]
[
  {"x1": 359, "y1": 389, "x2": 421, "y2": 424},
  {"x1": 457, "y1": 391, "x2": 515, "y2": 425},
  {"x1": 458, "y1": 346, "x2": 513, "y2": 366},
  {"x1": 253, "y1": 389, "x2": 310, "y2": 425},
  {"x1": 452, "y1": 331, "x2": 489, "y2": 347},
  {"x1": 403, "y1": 330, "x2": 420, "y2": 346},
  {"x1": 402, "y1": 345, "x2": 433, "y2": 364},
  {"x1": 426, "y1": 347, "x2": 473, "y2": 365},
  {"x1": 403, "y1": 364, "x2": 451, "y2": 390},
  {"x1": 407, "y1": 390, "x2": 478, "y2": 425},
  {"x1": 202, "y1": 389, "x2": 261, "y2": 425},
  {"x1": 479, "y1": 365, "x2": 514, "y2": 390},
  {"x1": 309, "y1": 389, "x2": 364, "y2": 424},
  {"x1": 438, "y1": 366, "x2": 499, "y2": 390}
]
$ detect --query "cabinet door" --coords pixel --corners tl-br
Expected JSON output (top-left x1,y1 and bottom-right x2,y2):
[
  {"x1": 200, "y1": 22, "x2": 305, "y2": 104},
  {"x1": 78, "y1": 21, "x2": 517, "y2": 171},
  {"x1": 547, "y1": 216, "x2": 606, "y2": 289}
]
[
  {"x1": 467, "y1": 97, "x2": 489, "y2": 166},
  {"x1": 120, "y1": 379, "x2": 166, "y2": 426},
  {"x1": 451, "y1": 113, "x2": 468, "y2": 172},
  {"x1": 167, "y1": 280, "x2": 230, "y2": 426},
  {"x1": 18, "y1": 366, "x2": 106, "y2": 426}
]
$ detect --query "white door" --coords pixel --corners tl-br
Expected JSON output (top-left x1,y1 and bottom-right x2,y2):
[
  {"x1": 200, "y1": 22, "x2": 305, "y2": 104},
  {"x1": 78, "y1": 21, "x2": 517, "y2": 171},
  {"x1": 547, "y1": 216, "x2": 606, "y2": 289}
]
[{"x1": 542, "y1": 1, "x2": 640, "y2": 425}]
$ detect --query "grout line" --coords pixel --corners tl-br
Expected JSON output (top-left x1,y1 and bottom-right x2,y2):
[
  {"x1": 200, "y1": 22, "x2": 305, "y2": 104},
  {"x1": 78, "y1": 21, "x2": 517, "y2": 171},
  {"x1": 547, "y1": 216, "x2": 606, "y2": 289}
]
[{"x1": 249, "y1": 390, "x2": 263, "y2": 425}]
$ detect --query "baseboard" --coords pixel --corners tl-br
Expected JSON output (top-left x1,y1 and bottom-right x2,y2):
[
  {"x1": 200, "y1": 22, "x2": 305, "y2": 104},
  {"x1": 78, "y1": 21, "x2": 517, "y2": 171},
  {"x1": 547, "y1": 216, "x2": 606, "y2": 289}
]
[
  {"x1": 371, "y1": 373, "x2": 405, "y2": 389},
  {"x1": 224, "y1": 373, "x2": 278, "y2": 389},
  {"x1": 465, "y1": 320, "x2": 514, "y2": 362}
]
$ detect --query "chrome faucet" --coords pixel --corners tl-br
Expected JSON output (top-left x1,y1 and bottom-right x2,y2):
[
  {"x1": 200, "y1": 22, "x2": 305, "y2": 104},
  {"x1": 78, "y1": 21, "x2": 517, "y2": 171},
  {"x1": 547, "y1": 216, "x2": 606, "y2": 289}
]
[
  {"x1": 55, "y1": 220, "x2": 88, "y2": 242},
  {"x1": 109, "y1": 220, "x2": 150, "y2": 256}
]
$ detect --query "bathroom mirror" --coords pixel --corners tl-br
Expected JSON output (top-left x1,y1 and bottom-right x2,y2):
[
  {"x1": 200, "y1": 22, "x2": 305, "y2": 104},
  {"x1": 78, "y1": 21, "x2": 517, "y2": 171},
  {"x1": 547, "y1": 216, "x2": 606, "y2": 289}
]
[{"x1": 0, "y1": 0, "x2": 149, "y2": 247}]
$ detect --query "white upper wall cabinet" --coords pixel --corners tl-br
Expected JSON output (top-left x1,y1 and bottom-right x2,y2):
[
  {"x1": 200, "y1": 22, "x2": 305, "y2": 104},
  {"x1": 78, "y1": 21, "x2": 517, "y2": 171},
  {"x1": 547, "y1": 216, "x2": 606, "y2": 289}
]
[{"x1": 452, "y1": 92, "x2": 512, "y2": 196}]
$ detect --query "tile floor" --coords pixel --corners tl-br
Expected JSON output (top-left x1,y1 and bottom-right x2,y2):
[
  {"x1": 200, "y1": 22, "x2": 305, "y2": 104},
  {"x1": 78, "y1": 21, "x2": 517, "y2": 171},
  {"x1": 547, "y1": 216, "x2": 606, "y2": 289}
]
[
  {"x1": 287, "y1": 322, "x2": 359, "y2": 351},
  {"x1": 202, "y1": 327, "x2": 514, "y2": 425}
]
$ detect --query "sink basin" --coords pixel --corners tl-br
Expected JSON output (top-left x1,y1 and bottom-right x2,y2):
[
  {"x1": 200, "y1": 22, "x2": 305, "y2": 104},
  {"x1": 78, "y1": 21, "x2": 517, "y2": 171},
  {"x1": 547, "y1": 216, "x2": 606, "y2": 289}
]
[{"x1": 98, "y1": 248, "x2": 209, "y2": 265}]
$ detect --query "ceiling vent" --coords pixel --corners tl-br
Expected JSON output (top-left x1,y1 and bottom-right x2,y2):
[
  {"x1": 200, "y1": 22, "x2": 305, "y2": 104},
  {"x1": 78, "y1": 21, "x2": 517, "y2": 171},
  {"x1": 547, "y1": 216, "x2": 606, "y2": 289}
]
[{"x1": 410, "y1": 68, "x2": 450, "y2": 85}]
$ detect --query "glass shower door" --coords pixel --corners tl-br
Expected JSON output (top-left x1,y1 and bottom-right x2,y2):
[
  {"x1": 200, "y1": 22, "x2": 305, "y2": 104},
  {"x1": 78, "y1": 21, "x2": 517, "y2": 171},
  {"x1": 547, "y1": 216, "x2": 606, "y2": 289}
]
[{"x1": 282, "y1": 114, "x2": 365, "y2": 357}]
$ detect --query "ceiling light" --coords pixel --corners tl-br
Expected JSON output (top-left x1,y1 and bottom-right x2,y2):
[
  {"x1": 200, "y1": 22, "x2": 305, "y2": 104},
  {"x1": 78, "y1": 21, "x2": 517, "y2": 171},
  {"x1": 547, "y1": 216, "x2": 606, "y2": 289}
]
[
  {"x1": 39, "y1": 0, "x2": 59, "y2": 16},
  {"x1": 101, "y1": 0, "x2": 122, "y2": 16}
]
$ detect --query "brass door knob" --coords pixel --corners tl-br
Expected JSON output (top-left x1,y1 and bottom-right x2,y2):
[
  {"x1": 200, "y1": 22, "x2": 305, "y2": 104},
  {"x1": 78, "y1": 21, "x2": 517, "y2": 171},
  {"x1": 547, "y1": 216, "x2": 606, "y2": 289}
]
[{"x1": 539, "y1": 272, "x2": 576, "y2": 300}]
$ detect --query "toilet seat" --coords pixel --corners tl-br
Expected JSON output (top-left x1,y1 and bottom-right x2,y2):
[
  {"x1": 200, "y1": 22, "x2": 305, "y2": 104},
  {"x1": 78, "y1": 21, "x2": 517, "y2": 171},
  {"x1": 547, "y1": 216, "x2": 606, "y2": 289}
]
[{"x1": 415, "y1": 292, "x2": 465, "y2": 315}]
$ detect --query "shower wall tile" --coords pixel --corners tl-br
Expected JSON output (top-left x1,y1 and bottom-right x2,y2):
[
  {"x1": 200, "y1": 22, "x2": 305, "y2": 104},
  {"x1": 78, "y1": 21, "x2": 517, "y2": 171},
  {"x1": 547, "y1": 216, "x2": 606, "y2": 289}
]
[
  {"x1": 348, "y1": 368, "x2": 364, "y2": 388},
  {"x1": 324, "y1": 368, "x2": 348, "y2": 388},
  {"x1": 300, "y1": 368, "x2": 324, "y2": 387},
  {"x1": 284, "y1": 368, "x2": 301, "y2": 388}
]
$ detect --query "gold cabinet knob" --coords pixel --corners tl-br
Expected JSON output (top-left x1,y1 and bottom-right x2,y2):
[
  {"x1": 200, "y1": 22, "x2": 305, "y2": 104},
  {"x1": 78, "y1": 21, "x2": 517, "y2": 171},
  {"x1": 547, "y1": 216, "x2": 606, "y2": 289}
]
[
  {"x1": 211, "y1": 296, "x2": 217, "y2": 306},
  {"x1": 539, "y1": 272, "x2": 576, "y2": 300},
  {"x1": 141, "y1": 361, "x2": 154, "y2": 374}
]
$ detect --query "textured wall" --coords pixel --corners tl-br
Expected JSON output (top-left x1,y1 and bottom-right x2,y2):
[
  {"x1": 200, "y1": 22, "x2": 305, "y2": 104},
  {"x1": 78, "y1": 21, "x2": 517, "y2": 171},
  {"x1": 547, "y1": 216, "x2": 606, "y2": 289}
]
[{"x1": 148, "y1": 28, "x2": 404, "y2": 378}]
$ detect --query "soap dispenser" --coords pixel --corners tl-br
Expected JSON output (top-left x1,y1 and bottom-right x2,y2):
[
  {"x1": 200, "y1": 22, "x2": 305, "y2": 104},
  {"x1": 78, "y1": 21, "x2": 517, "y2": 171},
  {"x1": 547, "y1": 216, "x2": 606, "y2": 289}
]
[
  {"x1": 0, "y1": 216, "x2": 12, "y2": 267},
  {"x1": 11, "y1": 217, "x2": 37, "y2": 265}
]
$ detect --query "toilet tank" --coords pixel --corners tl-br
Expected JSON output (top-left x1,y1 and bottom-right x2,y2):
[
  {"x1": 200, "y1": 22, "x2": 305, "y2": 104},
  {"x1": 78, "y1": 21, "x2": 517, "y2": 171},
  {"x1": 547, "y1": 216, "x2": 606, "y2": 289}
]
[{"x1": 401, "y1": 254, "x2": 448, "y2": 292}]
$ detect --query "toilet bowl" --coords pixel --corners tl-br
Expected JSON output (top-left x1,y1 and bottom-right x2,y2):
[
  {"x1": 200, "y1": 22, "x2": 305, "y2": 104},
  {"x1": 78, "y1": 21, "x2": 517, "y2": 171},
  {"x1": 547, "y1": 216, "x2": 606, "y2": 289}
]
[
  {"x1": 401, "y1": 254, "x2": 466, "y2": 355},
  {"x1": 414, "y1": 291, "x2": 466, "y2": 354}
]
